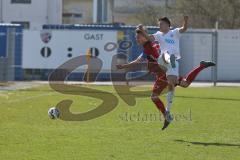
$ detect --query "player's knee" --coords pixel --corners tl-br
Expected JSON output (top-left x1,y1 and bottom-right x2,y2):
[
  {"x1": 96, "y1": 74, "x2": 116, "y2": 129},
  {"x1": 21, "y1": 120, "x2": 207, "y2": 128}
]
[
  {"x1": 168, "y1": 83, "x2": 175, "y2": 91},
  {"x1": 151, "y1": 95, "x2": 158, "y2": 102},
  {"x1": 180, "y1": 81, "x2": 190, "y2": 88},
  {"x1": 167, "y1": 77, "x2": 178, "y2": 87},
  {"x1": 182, "y1": 83, "x2": 190, "y2": 88}
]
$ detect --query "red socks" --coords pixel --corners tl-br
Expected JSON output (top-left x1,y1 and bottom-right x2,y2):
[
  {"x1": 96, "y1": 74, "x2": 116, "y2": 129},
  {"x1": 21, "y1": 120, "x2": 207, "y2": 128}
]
[
  {"x1": 152, "y1": 98, "x2": 166, "y2": 116},
  {"x1": 151, "y1": 76, "x2": 168, "y2": 117},
  {"x1": 185, "y1": 64, "x2": 205, "y2": 83}
]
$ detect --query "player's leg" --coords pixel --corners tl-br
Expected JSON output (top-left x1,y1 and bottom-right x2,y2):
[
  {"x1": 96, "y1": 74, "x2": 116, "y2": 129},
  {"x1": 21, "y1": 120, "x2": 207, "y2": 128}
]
[
  {"x1": 178, "y1": 61, "x2": 216, "y2": 88},
  {"x1": 165, "y1": 60, "x2": 179, "y2": 113},
  {"x1": 151, "y1": 76, "x2": 168, "y2": 117},
  {"x1": 161, "y1": 62, "x2": 179, "y2": 130},
  {"x1": 157, "y1": 52, "x2": 179, "y2": 129},
  {"x1": 166, "y1": 76, "x2": 176, "y2": 112},
  {"x1": 158, "y1": 52, "x2": 175, "y2": 113},
  {"x1": 157, "y1": 52, "x2": 170, "y2": 70},
  {"x1": 151, "y1": 75, "x2": 174, "y2": 130}
]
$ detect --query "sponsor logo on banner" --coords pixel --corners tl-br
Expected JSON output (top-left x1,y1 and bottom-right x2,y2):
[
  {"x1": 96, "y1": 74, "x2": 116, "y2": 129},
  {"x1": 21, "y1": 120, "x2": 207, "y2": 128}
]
[{"x1": 40, "y1": 30, "x2": 52, "y2": 44}]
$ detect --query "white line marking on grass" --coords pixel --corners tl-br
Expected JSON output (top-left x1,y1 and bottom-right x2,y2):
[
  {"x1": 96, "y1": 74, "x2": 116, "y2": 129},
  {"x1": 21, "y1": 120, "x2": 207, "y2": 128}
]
[
  {"x1": 8, "y1": 92, "x2": 55, "y2": 104},
  {"x1": 0, "y1": 94, "x2": 9, "y2": 99}
]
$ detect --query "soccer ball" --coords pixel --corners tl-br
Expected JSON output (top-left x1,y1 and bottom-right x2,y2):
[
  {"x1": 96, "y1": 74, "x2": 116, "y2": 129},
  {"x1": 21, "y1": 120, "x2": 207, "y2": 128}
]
[{"x1": 48, "y1": 107, "x2": 60, "y2": 119}]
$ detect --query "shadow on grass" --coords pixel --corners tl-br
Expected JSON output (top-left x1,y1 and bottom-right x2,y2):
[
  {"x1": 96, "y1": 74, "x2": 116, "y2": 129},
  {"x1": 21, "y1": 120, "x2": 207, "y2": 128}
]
[
  {"x1": 17, "y1": 88, "x2": 240, "y2": 102},
  {"x1": 176, "y1": 96, "x2": 240, "y2": 102},
  {"x1": 174, "y1": 139, "x2": 240, "y2": 148}
]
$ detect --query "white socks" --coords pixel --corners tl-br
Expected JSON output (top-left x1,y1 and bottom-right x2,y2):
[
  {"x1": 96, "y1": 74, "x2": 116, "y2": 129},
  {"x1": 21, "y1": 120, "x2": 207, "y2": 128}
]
[{"x1": 166, "y1": 91, "x2": 174, "y2": 112}]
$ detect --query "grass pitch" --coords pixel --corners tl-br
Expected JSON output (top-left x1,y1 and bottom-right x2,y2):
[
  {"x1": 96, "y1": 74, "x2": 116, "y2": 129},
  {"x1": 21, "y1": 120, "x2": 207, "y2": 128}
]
[{"x1": 0, "y1": 84, "x2": 240, "y2": 160}]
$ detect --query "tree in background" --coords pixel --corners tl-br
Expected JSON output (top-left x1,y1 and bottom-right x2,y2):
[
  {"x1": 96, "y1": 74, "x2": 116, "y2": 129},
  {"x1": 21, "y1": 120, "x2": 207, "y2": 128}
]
[
  {"x1": 171, "y1": 0, "x2": 240, "y2": 29},
  {"x1": 134, "y1": 2, "x2": 165, "y2": 26},
  {"x1": 135, "y1": 0, "x2": 240, "y2": 29}
]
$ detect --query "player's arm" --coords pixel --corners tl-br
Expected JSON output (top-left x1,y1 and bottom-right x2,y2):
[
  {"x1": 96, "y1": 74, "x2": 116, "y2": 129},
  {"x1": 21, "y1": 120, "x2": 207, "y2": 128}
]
[
  {"x1": 179, "y1": 16, "x2": 189, "y2": 33},
  {"x1": 116, "y1": 55, "x2": 144, "y2": 69}
]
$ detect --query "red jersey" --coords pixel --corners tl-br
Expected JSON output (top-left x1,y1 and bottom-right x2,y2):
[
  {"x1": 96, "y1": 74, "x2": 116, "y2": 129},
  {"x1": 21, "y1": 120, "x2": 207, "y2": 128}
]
[
  {"x1": 141, "y1": 41, "x2": 165, "y2": 76},
  {"x1": 142, "y1": 41, "x2": 160, "y2": 62}
]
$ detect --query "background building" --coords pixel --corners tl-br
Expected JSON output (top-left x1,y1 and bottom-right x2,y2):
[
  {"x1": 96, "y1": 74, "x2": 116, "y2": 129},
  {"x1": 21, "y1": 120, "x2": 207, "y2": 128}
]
[
  {"x1": 0, "y1": 0, "x2": 62, "y2": 29},
  {"x1": 62, "y1": 0, "x2": 175, "y2": 25},
  {"x1": 0, "y1": 0, "x2": 239, "y2": 82},
  {"x1": 113, "y1": 0, "x2": 175, "y2": 25},
  {"x1": 63, "y1": 0, "x2": 114, "y2": 24},
  {"x1": 0, "y1": 0, "x2": 175, "y2": 28}
]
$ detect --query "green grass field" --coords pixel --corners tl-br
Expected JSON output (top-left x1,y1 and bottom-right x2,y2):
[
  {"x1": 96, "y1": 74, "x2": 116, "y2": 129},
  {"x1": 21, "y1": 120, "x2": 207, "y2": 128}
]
[{"x1": 1, "y1": 84, "x2": 240, "y2": 160}]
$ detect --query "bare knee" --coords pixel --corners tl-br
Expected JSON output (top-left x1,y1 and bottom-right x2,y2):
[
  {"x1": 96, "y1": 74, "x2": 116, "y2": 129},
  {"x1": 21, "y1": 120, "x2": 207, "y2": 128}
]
[
  {"x1": 151, "y1": 94, "x2": 159, "y2": 102},
  {"x1": 179, "y1": 80, "x2": 190, "y2": 88},
  {"x1": 167, "y1": 75, "x2": 178, "y2": 91},
  {"x1": 168, "y1": 83, "x2": 175, "y2": 91}
]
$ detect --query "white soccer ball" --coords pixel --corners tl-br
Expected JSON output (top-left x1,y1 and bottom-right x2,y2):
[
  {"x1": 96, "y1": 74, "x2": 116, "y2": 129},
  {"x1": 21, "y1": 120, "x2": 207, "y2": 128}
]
[{"x1": 48, "y1": 107, "x2": 60, "y2": 119}]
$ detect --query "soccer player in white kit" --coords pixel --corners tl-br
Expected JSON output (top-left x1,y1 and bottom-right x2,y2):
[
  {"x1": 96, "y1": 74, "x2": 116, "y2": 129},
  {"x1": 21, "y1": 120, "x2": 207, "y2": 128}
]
[{"x1": 151, "y1": 16, "x2": 189, "y2": 123}]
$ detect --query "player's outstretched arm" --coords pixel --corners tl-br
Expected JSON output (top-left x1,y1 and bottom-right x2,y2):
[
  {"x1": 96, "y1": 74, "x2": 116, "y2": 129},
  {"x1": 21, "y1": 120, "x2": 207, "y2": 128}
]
[
  {"x1": 116, "y1": 56, "x2": 144, "y2": 69},
  {"x1": 179, "y1": 16, "x2": 188, "y2": 33}
]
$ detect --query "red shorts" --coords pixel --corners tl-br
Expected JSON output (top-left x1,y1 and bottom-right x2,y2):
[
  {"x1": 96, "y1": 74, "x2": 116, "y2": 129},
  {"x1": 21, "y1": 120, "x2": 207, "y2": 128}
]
[
  {"x1": 147, "y1": 61, "x2": 168, "y2": 95},
  {"x1": 152, "y1": 74, "x2": 168, "y2": 95}
]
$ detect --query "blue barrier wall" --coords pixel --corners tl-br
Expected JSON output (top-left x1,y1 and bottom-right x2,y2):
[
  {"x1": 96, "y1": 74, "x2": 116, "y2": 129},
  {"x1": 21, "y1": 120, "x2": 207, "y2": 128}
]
[
  {"x1": 42, "y1": 24, "x2": 158, "y2": 81},
  {"x1": 1, "y1": 24, "x2": 159, "y2": 81},
  {"x1": 14, "y1": 26, "x2": 24, "y2": 80},
  {"x1": 0, "y1": 26, "x2": 7, "y2": 58},
  {"x1": 0, "y1": 24, "x2": 23, "y2": 81}
]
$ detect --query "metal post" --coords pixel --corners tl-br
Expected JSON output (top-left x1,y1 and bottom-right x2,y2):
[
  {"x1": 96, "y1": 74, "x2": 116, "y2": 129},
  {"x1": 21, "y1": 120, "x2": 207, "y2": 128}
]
[
  {"x1": 46, "y1": 0, "x2": 49, "y2": 24},
  {"x1": 102, "y1": 0, "x2": 104, "y2": 23},
  {"x1": 165, "y1": 0, "x2": 169, "y2": 16},
  {"x1": 213, "y1": 30, "x2": 218, "y2": 86},
  {"x1": 0, "y1": 0, "x2": 3, "y2": 23},
  {"x1": 211, "y1": 31, "x2": 218, "y2": 86},
  {"x1": 6, "y1": 28, "x2": 16, "y2": 81},
  {"x1": 93, "y1": 0, "x2": 98, "y2": 23},
  {"x1": 111, "y1": 0, "x2": 114, "y2": 23},
  {"x1": 212, "y1": 21, "x2": 219, "y2": 86}
]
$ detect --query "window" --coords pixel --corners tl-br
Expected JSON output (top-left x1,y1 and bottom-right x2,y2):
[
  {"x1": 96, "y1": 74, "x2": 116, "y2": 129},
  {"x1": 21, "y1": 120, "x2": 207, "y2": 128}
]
[
  {"x1": 63, "y1": 13, "x2": 82, "y2": 18},
  {"x1": 11, "y1": 21, "x2": 30, "y2": 29},
  {"x1": 11, "y1": 0, "x2": 31, "y2": 4}
]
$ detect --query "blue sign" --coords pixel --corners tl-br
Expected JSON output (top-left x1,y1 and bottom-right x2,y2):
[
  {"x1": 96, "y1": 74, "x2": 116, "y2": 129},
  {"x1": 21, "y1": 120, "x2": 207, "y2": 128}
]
[{"x1": 0, "y1": 27, "x2": 7, "y2": 58}]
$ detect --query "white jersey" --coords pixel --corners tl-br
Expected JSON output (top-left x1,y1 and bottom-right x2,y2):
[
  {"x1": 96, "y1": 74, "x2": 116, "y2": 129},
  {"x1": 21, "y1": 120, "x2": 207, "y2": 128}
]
[{"x1": 153, "y1": 28, "x2": 181, "y2": 59}]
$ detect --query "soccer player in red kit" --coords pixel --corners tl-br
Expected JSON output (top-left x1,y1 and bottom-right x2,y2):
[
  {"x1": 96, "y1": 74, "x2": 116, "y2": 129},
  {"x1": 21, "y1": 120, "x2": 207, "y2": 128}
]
[{"x1": 116, "y1": 26, "x2": 215, "y2": 130}]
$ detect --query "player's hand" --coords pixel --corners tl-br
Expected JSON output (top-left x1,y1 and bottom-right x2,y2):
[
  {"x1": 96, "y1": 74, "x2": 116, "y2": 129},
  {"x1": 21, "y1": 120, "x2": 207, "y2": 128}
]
[
  {"x1": 137, "y1": 24, "x2": 143, "y2": 29},
  {"x1": 184, "y1": 16, "x2": 189, "y2": 22},
  {"x1": 137, "y1": 24, "x2": 145, "y2": 31},
  {"x1": 116, "y1": 64, "x2": 125, "y2": 69}
]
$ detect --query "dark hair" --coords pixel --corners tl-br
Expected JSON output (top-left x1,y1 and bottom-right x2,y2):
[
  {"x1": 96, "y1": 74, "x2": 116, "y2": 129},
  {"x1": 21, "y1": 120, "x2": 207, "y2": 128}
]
[{"x1": 158, "y1": 17, "x2": 171, "y2": 27}]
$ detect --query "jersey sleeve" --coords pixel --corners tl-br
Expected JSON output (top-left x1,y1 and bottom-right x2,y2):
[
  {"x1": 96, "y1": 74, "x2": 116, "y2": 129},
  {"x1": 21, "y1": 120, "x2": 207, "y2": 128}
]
[
  {"x1": 173, "y1": 28, "x2": 181, "y2": 38},
  {"x1": 152, "y1": 32, "x2": 161, "y2": 42}
]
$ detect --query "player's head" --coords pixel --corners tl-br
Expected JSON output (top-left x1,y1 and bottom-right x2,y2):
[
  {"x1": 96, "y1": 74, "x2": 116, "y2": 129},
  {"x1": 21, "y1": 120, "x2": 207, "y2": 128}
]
[
  {"x1": 158, "y1": 17, "x2": 171, "y2": 33},
  {"x1": 135, "y1": 25, "x2": 148, "y2": 45}
]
